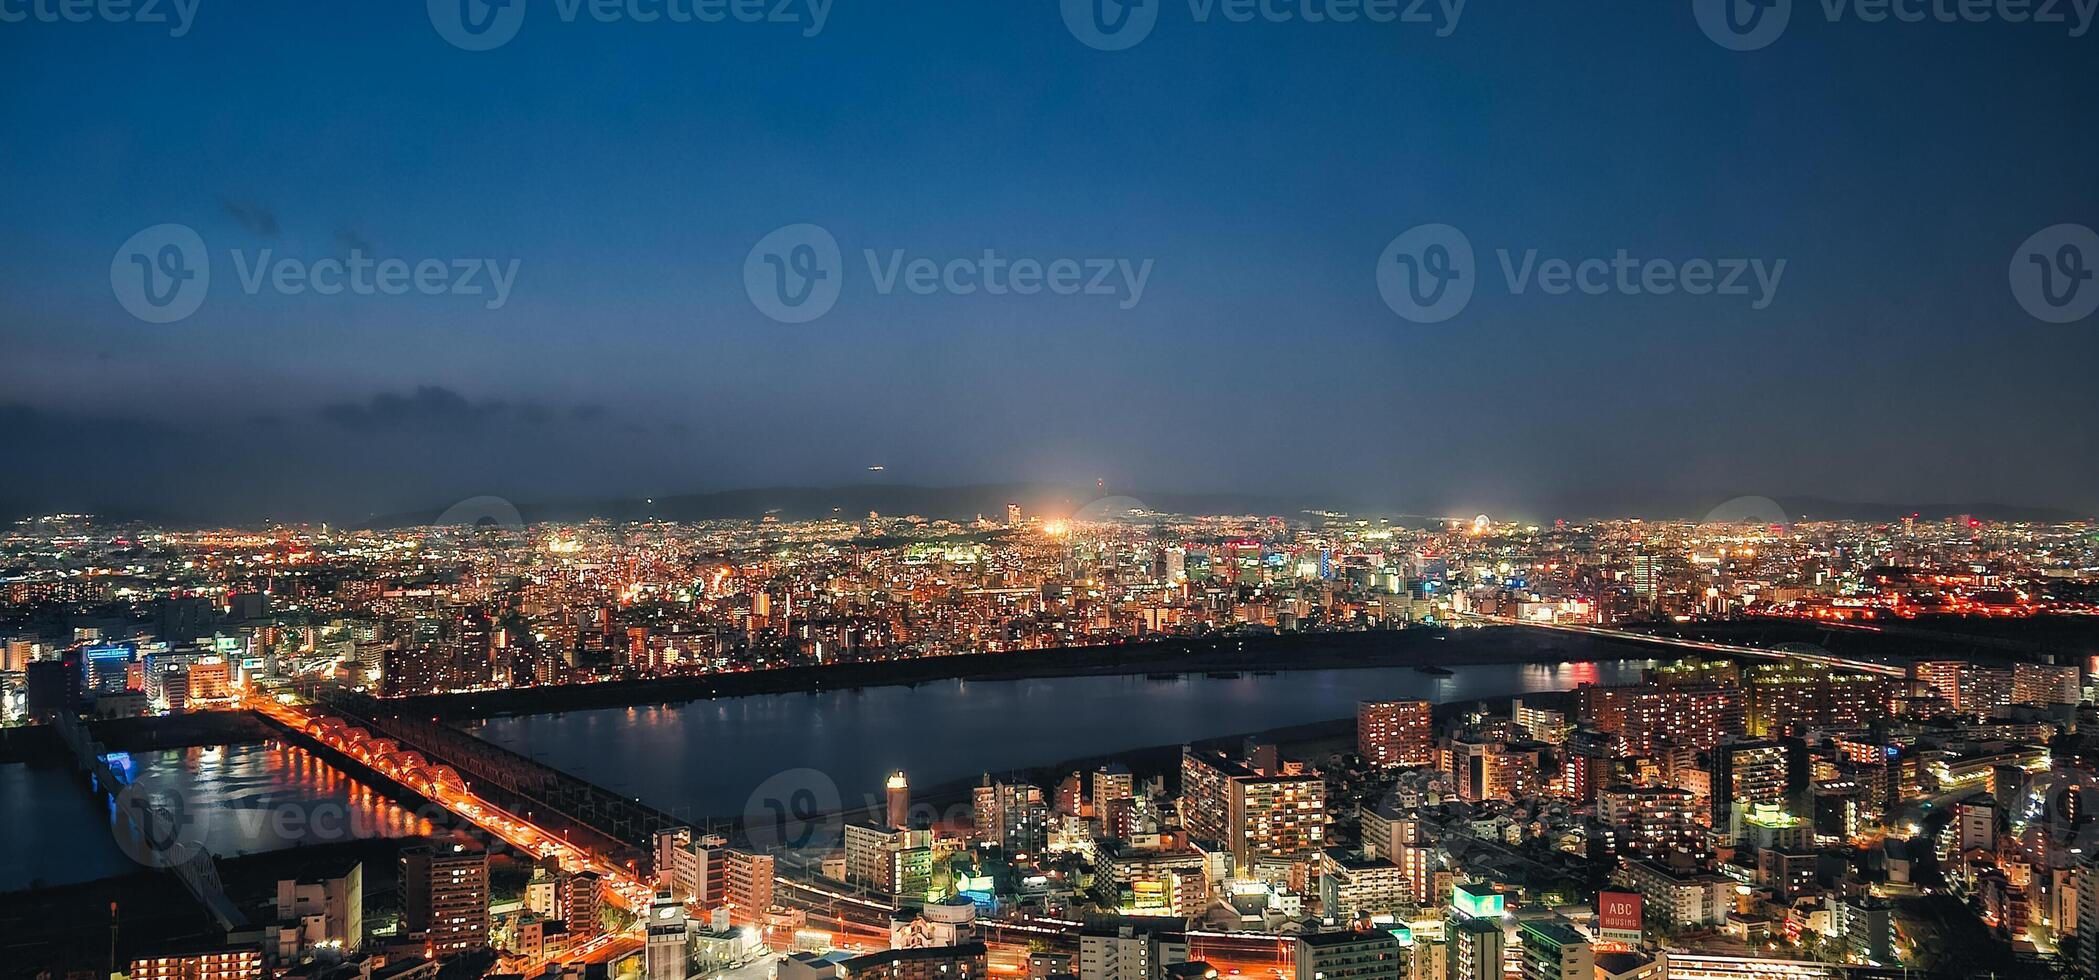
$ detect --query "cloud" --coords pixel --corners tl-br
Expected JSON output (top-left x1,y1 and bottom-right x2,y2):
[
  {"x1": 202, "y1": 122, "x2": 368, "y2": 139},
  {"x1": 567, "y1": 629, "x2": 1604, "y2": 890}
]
[
  {"x1": 0, "y1": 402, "x2": 181, "y2": 443},
  {"x1": 317, "y1": 386, "x2": 511, "y2": 431},
  {"x1": 219, "y1": 197, "x2": 280, "y2": 236},
  {"x1": 0, "y1": 393, "x2": 684, "y2": 525},
  {"x1": 334, "y1": 226, "x2": 373, "y2": 255},
  {"x1": 314, "y1": 386, "x2": 624, "y2": 433}
]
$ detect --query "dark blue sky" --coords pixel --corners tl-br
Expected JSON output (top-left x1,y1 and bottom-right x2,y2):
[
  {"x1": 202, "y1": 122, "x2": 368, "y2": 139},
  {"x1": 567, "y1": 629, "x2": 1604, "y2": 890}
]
[{"x1": 2, "y1": 0, "x2": 2096, "y2": 523}]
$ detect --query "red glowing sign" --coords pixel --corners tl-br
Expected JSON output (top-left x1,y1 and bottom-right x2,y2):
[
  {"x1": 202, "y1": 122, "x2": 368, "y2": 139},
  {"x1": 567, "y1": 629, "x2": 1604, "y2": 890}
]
[{"x1": 1598, "y1": 891, "x2": 1642, "y2": 935}]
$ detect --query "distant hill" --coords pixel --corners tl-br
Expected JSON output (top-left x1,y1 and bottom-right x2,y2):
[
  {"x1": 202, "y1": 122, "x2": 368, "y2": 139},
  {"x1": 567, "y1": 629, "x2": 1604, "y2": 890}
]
[
  {"x1": 357, "y1": 484, "x2": 2091, "y2": 530},
  {"x1": 4, "y1": 482, "x2": 2081, "y2": 530},
  {"x1": 363, "y1": 483, "x2": 1346, "y2": 529}
]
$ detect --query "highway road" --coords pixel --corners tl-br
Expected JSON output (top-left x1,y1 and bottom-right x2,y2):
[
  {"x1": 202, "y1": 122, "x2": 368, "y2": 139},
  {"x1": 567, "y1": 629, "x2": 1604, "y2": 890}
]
[{"x1": 250, "y1": 694, "x2": 657, "y2": 972}]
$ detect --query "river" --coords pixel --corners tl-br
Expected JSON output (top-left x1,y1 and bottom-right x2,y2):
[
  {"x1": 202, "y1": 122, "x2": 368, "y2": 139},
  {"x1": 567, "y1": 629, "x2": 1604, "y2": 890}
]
[
  {"x1": 4, "y1": 659, "x2": 1650, "y2": 892},
  {"x1": 0, "y1": 740, "x2": 433, "y2": 892},
  {"x1": 470, "y1": 659, "x2": 1650, "y2": 822}
]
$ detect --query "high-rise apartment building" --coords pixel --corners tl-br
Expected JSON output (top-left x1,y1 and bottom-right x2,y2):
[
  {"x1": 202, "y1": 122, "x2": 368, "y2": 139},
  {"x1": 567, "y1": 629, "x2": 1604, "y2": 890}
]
[
  {"x1": 129, "y1": 945, "x2": 264, "y2": 980},
  {"x1": 1318, "y1": 851, "x2": 1411, "y2": 922},
  {"x1": 1359, "y1": 700, "x2": 1434, "y2": 768},
  {"x1": 562, "y1": 870, "x2": 603, "y2": 939},
  {"x1": 1742, "y1": 663, "x2": 1893, "y2": 736},
  {"x1": 399, "y1": 844, "x2": 488, "y2": 955},
  {"x1": 1597, "y1": 785, "x2": 1703, "y2": 859},
  {"x1": 1296, "y1": 930, "x2": 1403, "y2": 980},
  {"x1": 2013, "y1": 662, "x2": 2082, "y2": 705},
  {"x1": 1581, "y1": 683, "x2": 1744, "y2": 755},
  {"x1": 272, "y1": 861, "x2": 363, "y2": 957},
  {"x1": 1445, "y1": 883, "x2": 1506, "y2": 980},
  {"x1": 725, "y1": 847, "x2": 776, "y2": 919},
  {"x1": 1631, "y1": 555, "x2": 1662, "y2": 599},
  {"x1": 1448, "y1": 738, "x2": 1504, "y2": 802},
  {"x1": 1516, "y1": 919, "x2": 1591, "y2": 980},
  {"x1": 1183, "y1": 747, "x2": 1326, "y2": 866},
  {"x1": 1079, "y1": 918, "x2": 1188, "y2": 980},
  {"x1": 645, "y1": 892, "x2": 692, "y2": 980},
  {"x1": 1095, "y1": 763, "x2": 1136, "y2": 812},
  {"x1": 1445, "y1": 917, "x2": 1503, "y2": 980},
  {"x1": 654, "y1": 828, "x2": 773, "y2": 917},
  {"x1": 974, "y1": 778, "x2": 1050, "y2": 854},
  {"x1": 845, "y1": 820, "x2": 935, "y2": 899},
  {"x1": 844, "y1": 943, "x2": 989, "y2": 980},
  {"x1": 1711, "y1": 739, "x2": 1794, "y2": 839}
]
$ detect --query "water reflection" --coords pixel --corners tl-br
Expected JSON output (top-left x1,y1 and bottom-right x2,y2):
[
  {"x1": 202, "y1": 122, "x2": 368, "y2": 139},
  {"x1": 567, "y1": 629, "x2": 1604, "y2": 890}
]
[
  {"x1": 477, "y1": 661, "x2": 1652, "y2": 820},
  {"x1": 1, "y1": 740, "x2": 431, "y2": 892}
]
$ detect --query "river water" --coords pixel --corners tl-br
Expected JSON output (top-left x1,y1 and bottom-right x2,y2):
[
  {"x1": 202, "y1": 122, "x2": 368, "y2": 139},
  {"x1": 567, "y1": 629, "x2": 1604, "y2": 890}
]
[
  {"x1": 0, "y1": 740, "x2": 433, "y2": 892},
  {"x1": 471, "y1": 659, "x2": 1650, "y2": 822},
  {"x1": 4, "y1": 659, "x2": 1650, "y2": 892}
]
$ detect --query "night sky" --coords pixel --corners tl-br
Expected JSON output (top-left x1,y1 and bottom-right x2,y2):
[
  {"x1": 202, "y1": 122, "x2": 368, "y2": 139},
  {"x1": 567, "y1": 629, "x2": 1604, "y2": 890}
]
[{"x1": 2, "y1": 0, "x2": 2096, "y2": 524}]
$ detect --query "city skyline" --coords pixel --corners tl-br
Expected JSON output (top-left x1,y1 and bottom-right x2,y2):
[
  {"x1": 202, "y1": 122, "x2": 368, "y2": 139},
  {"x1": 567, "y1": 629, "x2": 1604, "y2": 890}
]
[
  {"x1": 9, "y1": 1, "x2": 2099, "y2": 977},
  {"x1": 3, "y1": 475, "x2": 2095, "y2": 530}
]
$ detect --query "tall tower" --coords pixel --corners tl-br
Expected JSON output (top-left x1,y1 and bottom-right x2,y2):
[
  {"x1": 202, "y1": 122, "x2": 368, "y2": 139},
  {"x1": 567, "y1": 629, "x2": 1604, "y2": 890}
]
[{"x1": 887, "y1": 772, "x2": 911, "y2": 830}]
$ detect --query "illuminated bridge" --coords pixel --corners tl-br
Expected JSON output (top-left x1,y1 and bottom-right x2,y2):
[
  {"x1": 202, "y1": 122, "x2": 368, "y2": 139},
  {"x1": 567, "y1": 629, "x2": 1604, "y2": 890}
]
[
  {"x1": 1463, "y1": 616, "x2": 1908, "y2": 678},
  {"x1": 250, "y1": 694, "x2": 658, "y2": 916},
  {"x1": 315, "y1": 693, "x2": 688, "y2": 871},
  {"x1": 50, "y1": 711, "x2": 247, "y2": 931}
]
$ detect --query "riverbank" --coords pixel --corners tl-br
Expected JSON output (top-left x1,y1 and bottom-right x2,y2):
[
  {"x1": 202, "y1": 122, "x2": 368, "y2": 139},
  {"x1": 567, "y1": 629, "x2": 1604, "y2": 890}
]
[
  {"x1": 908, "y1": 688, "x2": 1585, "y2": 816},
  {"x1": 0, "y1": 710, "x2": 268, "y2": 765},
  {"x1": 397, "y1": 626, "x2": 1650, "y2": 721}
]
